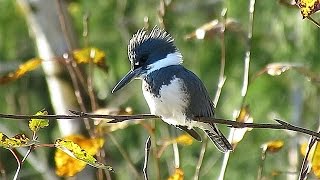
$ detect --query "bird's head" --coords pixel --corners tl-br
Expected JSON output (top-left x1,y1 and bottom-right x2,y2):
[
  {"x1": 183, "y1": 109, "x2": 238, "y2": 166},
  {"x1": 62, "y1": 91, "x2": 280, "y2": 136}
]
[{"x1": 112, "y1": 26, "x2": 182, "y2": 93}]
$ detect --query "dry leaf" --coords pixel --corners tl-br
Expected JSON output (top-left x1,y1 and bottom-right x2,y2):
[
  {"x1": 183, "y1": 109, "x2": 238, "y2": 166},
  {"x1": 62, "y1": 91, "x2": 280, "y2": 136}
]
[
  {"x1": 296, "y1": 0, "x2": 320, "y2": 18},
  {"x1": 261, "y1": 140, "x2": 284, "y2": 153},
  {"x1": 0, "y1": 58, "x2": 41, "y2": 84},
  {"x1": 168, "y1": 168, "x2": 184, "y2": 180},
  {"x1": 54, "y1": 135, "x2": 111, "y2": 177},
  {"x1": 73, "y1": 47, "x2": 106, "y2": 66}
]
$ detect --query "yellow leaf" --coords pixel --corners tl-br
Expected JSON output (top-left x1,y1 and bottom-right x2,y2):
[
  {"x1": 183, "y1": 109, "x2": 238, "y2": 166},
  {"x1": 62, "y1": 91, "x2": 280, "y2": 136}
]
[
  {"x1": 174, "y1": 134, "x2": 193, "y2": 146},
  {"x1": 29, "y1": 109, "x2": 49, "y2": 133},
  {"x1": 261, "y1": 140, "x2": 284, "y2": 153},
  {"x1": 168, "y1": 168, "x2": 184, "y2": 180},
  {"x1": 0, "y1": 133, "x2": 35, "y2": 149},
  {"x1": 0, "y1": 58, "x2": 42, "y2": 84},
  {"x1": 73, "y1": 47, "x2": 106, "y2": 66},
  {"x1": 54, "y1": 135, "x2": 112, "y2": 177},
  {"x1": 296, "y1": 0, "x2": 320, "y2": 18}
]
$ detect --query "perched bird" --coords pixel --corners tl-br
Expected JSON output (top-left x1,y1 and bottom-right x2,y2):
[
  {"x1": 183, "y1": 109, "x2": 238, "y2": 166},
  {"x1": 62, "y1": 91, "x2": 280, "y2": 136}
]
[{"x1": 112, "y1": 27, "x2": 232, "y2": 152}]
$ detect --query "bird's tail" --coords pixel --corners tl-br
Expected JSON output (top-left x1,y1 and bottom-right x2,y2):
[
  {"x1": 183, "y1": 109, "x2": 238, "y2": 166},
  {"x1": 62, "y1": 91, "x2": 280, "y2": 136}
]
[{"x1": 203, "y1": 123, "x2": 233, "y2": 153}]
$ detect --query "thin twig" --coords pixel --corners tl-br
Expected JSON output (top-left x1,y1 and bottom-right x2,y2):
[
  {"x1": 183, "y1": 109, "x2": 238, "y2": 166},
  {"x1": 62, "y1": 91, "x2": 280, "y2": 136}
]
[
  {"x1": 9, "y1": 149, "x2": 21, "y2": 180},
  {"x1": 241, "y1": 0, "x2": 255, "y2": 97},
  {"x1": 256, "y1": 145, "x2": 267, "y2": 180},
  {"x1": 88, "y1": 48, "x2": 98, "y2": 111},
  {"x1": 193, "y1": 137, "x2": 208, "y2": 180},
  {"x1": 143, "y1": 136, "x2": 151, "y2": 180},
  {"x1": 150, "y1": 121, "x2": 161, "y2": 180},
  {"x1": 55, "y1": 0, "x2": 73, "y2": 51},
  {"x1": 108, "y1": 134, "x2": 142, "y2": 179},
  {"x1": 218, "y1": 128, "x2": 235, "y2": 180}
]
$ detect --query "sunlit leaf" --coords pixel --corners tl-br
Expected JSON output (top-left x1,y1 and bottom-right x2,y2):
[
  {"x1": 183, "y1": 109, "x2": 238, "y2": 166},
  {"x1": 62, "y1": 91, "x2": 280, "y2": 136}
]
[
  {"x1": 29, "y1": 109, "x2": 49, "y2": 133},
  {"x1": 232, "y1": 105, "x2": 253, "y2": 145},
  {"x1": 174, "y1": 134, "x2": 193, "y2": 146},
  {"x1": 73, "y1": 47, "x2": 106, "y2": 66},
  {"x1": 0, "y1": 133, "x2": 35, "y2": 149},
  {"x1": 261, "y1": 140, "x2": 284, "y2": 153},
  {"x1": 54, "y1": 135, "x2": 112, "y2": 177},
  {"x1": 296, "y1": 0, "x2": 320, "y2": 18},
  {"x1": 168, "y1": 168, "x2": 184, "y2": 180},
  {"x1": 0, "y1": 58, "x2": 42, "y2": 84}
]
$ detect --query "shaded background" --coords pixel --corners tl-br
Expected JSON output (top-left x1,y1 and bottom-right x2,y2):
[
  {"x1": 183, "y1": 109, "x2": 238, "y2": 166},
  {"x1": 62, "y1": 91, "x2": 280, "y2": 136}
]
[{"x1": 0, "y1": 0, "x2": 319, "y2": 179}]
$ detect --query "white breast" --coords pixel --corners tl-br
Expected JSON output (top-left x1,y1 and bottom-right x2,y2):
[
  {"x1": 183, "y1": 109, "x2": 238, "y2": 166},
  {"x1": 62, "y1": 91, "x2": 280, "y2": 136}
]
[{"x1": 142, "y1": 78, "x2": 189, "y2": 126}]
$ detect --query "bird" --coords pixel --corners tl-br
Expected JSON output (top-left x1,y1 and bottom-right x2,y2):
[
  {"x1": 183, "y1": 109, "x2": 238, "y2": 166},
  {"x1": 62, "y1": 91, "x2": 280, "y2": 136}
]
[{"x1": 112, "y1": 26, "x2": 232, "y2": 152}]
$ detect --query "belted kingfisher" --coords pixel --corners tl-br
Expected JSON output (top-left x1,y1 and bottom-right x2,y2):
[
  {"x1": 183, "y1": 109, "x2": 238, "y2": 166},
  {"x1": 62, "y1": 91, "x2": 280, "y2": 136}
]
[{"x1": 112, "y1": 27, "x2": 232, "y2": 152}]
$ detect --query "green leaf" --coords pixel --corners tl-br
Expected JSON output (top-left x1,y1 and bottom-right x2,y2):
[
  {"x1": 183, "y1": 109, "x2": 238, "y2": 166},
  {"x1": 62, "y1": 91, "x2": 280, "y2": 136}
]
[
  {"x1": 0, "y1": 133, "x2": 36, "y2": 149},
  {"x1": 29, "y1": 109, "x2": 49, "y2": 133},
  {"x1": 54, "y1": 138, "x2": 113, "y2": 172}
]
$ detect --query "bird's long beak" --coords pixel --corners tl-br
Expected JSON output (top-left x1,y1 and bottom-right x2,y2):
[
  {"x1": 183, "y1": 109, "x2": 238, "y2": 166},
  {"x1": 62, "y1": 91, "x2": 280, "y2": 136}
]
[{"x1": 112, "y1": 67, "x2": 143, "y2": 93}]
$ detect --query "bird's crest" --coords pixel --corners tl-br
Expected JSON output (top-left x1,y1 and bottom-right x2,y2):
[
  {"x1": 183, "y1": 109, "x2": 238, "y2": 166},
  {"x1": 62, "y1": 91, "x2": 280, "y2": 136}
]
[{"x1": 128, "y1": 26, "x2": 176, "y2": 64}]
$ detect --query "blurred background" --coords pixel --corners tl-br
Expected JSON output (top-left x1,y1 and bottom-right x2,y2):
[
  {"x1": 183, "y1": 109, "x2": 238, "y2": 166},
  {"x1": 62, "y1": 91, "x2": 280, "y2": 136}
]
[{"x1": 0, "y1": 0, "x2": 319, "y2": 179}]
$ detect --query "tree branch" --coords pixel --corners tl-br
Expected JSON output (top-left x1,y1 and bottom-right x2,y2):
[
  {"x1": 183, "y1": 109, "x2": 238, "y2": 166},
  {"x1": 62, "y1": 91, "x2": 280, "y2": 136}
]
[{"x1": 0, "y1": 111, "x2": 320, "y2": 138}]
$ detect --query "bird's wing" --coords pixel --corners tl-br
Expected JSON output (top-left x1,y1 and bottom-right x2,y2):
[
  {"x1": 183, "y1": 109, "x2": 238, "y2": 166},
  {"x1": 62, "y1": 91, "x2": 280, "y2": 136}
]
[{"x1": 175, "y1": 67, "x2": 215, "y2": 118}]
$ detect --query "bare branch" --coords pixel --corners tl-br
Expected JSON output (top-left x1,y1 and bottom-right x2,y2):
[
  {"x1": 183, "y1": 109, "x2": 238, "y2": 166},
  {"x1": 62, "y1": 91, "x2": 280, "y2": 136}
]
[
  {"x1": 1, "y1": 112, "x2": 320, "y2": 138},
  {"x1": 143, "y1": 136, "x2": 151, "y2": 180}
]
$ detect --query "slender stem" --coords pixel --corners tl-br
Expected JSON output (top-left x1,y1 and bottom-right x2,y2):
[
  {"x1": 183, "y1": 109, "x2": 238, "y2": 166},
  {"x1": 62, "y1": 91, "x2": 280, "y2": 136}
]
[
  {"x1": 172, "y1": 142, "x2": 180, "y2": 168},
  {"x1": 9, "y1": 149, "x2": 21, "y2": 180},
  {"x1": 108, "y1": 134, "x2": 142, "y2": 179},
  {"x1": 193, "y1": 137, "x2": 208, "y2": 180},
  {"x1": 88, "y1": 48, "x2": 98, "y2": 111},
  {"x1": 143, "y1": 136, "x2": 151, "y2": 180},
  {"x1": 55, "y1": 0, "x2": 73, "y2": 52},
  {"x1": 218, "y1": 128, "x2": 235, "y2": 180},
  {"x1": 256, "y1": 148, "x2": 267, "y2": 180},
  {"x1": 241, "y1": 0, "x2": 256, "y2": 97},
  {"x1": 150, "y1": 121, "x2": 161, "y2": 180},
  {"x1": 83, "y1": 13, "x2": 90, "y2": 47}
]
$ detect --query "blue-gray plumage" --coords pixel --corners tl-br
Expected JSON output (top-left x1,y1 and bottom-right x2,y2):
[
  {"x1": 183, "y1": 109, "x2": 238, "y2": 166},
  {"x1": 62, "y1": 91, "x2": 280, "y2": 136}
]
[{"x1": 112, "y1": 27, "x2": 232, "y2": 152}]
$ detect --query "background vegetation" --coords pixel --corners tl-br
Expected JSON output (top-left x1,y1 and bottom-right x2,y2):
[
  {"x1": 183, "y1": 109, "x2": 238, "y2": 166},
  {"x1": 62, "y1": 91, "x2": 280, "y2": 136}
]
[{"x1": 0, "y1": 0, "x2": 319, "y2": 179}]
